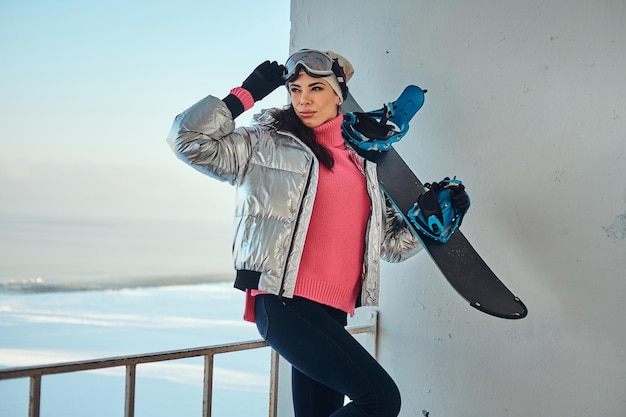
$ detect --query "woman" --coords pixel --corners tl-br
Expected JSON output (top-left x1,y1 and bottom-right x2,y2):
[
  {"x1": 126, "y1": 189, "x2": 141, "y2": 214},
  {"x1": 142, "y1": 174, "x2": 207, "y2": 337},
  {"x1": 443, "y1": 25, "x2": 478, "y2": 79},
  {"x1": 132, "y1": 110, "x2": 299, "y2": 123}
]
[{"x1": 167, "y1": 49, "x2": 422, "y2": 417}]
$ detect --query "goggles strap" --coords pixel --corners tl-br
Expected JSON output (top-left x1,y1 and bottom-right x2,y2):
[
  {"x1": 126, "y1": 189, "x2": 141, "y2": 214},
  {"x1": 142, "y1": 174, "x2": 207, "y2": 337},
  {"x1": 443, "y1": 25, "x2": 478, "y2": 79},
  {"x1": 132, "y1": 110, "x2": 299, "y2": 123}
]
[{"x1": 331, "y1": 58, "x2": 349, "y2": 99}]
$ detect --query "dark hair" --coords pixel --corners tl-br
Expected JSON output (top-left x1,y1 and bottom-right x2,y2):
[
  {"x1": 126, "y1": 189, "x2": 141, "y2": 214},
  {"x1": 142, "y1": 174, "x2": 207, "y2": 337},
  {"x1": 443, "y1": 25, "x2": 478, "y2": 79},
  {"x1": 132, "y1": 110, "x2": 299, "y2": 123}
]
[{"x1": 270, "y1": 105, "x2": 335, "y2": 170}]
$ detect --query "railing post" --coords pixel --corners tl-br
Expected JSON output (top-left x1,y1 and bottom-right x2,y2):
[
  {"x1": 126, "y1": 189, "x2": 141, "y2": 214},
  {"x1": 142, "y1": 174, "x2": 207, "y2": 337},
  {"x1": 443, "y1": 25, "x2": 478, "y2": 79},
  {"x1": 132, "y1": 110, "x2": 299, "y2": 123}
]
[
  {"x1": 202, "y1": 354, "x2": 214, "y2": 417},
  {"x1": 29, "y1": 375, "x2": 41, "y2": 417},
  {"x1": 268, "y1": 349, "x2": 280, "y2": 417},
  {"x1": 124, "y1": 364, "x2": 136, "y2": 417}
]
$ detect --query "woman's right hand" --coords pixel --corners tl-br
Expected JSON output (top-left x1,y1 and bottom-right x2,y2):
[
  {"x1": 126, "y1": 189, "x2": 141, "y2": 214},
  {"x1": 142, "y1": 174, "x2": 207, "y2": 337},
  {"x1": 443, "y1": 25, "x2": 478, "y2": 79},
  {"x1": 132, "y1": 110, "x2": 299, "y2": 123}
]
[{"x1": 241, "y1": 60, "x2": 286, "y2": 101}]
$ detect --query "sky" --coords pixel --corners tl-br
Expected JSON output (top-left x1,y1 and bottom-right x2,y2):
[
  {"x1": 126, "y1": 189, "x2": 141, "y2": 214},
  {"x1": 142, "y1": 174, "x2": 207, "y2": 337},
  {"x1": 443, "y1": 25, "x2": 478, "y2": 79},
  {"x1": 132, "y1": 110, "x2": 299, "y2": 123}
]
[{"x1": 0, "y1": 0, "x2": 291, "y2": 223}]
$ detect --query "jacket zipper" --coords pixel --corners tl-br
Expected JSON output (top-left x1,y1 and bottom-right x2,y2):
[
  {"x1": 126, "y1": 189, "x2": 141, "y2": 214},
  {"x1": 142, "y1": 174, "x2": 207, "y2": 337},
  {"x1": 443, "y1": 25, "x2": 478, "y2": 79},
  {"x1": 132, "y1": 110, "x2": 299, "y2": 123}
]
[{"x1": 276, "y1": 132, "x2": 316, "y2": 299}]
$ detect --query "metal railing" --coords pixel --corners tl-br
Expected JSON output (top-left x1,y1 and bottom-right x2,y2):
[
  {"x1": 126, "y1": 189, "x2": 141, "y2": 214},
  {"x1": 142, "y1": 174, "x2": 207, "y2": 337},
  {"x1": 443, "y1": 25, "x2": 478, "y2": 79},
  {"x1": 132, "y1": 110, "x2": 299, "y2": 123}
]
[{"x1": 0, "y1": 321, "x2": 377, "y2": 417}]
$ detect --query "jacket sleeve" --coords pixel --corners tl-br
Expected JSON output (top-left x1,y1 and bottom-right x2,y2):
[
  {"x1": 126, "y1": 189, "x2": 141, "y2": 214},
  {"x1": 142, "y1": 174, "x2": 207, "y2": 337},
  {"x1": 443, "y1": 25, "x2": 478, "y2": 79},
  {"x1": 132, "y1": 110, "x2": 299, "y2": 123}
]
[
  {"x1": 380, "y1": 197, "x2": 423, "y2": 263},
  {"x1": 166, "y1": 95, "x2": 258, "y2": 185}
]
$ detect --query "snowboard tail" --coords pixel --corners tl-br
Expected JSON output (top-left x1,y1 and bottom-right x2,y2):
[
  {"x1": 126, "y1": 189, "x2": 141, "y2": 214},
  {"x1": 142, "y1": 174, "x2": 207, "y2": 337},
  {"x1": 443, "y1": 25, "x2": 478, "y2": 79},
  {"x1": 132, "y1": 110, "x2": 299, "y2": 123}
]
[{"x1": 342, "y1": 90, "x2": 527, "y2": 319}]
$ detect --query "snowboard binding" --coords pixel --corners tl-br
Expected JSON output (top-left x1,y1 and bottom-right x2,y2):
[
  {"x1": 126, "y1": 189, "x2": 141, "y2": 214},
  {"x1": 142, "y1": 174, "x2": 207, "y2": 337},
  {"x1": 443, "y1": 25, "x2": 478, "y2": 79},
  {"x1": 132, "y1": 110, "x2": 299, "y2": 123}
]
[
  {"x1": 342, "y1": 85, "x2": 426, "y2": 151},
  {"x1": 408, "y1": 178, "x2": 470, "y2": 243}
]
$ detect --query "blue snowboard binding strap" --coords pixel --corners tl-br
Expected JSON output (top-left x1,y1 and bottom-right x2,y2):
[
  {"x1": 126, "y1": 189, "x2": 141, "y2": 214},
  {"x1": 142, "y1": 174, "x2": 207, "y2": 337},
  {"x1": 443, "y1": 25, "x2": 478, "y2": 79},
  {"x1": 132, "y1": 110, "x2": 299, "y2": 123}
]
[
  {"x1": 342, "y1": 85, "x2": 426, "y2": 151},
  {"x1": 408, "y1": 178, "x2": 470, "y2": 243}
]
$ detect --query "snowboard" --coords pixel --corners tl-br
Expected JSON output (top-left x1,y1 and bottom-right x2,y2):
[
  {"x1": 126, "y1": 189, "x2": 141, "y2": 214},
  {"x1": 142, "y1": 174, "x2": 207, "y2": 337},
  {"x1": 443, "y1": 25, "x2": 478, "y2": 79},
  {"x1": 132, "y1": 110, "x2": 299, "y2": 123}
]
[{"x1": 342, "y1": 87, "x2": 528, "y2": 319}]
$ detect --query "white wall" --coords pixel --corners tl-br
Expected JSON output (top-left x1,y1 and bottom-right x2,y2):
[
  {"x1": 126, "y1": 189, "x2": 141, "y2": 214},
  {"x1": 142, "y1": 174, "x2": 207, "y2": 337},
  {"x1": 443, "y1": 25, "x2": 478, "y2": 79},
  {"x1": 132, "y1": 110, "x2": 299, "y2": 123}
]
[{"x1": 287, "y1": 0, "x2": 626, "y2": 416}]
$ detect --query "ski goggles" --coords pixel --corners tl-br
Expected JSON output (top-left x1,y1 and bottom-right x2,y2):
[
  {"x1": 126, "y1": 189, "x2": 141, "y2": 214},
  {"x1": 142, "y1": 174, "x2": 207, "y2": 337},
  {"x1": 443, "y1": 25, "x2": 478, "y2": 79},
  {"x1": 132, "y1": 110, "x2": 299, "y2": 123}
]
[{"x1": 284, "y1": 49, "x2": 348, "y2": 98}]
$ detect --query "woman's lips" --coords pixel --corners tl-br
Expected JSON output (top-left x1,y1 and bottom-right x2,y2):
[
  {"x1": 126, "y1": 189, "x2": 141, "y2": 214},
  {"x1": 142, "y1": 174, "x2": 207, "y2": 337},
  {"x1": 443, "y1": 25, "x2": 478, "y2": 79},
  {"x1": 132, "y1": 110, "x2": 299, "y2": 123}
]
[{"x1": 298, "y1": 110, "x2": 316, "y2": 118}]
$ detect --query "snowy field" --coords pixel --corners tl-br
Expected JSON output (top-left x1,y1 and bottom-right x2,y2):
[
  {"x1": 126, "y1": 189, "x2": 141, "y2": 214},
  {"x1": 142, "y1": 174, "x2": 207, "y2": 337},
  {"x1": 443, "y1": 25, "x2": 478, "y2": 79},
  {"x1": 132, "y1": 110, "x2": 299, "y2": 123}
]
[
  {"x1": 0, "y1": 283, "x2": 270, "y2": 417},
  {"x1": 0, "y1": 215, "x2": 270, "y2": 416}
]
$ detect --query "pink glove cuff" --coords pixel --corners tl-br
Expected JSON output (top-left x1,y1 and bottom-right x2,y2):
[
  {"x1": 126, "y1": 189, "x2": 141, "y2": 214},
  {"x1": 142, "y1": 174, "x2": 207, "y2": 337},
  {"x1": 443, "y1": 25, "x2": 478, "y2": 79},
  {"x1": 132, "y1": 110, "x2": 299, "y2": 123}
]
[{"x1": 230, "y1": 87, "x2": 255, "y2": 111}]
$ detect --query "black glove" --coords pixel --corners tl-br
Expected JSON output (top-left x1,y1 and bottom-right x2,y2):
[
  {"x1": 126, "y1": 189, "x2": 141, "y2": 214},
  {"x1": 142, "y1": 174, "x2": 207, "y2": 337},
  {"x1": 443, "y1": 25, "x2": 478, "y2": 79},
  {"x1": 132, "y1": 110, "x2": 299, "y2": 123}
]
[{"x1": 241, "y1": 60, "x2": 286, "y2": 101}]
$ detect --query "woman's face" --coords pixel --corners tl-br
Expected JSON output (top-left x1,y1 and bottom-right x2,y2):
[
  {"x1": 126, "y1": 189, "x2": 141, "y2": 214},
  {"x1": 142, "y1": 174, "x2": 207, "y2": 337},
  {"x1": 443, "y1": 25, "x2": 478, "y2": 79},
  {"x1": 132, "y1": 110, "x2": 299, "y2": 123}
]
[{"x1": 288, "y1": 72, "x2": 341, "y2": 128}]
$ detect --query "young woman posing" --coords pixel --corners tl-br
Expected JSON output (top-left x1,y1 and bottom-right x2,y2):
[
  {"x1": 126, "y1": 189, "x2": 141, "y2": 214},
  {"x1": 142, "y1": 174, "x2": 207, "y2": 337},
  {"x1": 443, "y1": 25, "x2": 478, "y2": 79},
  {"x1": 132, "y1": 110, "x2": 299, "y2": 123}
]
[{"x1": 167, "y1": 49, "x2": 422, "y2": 417}]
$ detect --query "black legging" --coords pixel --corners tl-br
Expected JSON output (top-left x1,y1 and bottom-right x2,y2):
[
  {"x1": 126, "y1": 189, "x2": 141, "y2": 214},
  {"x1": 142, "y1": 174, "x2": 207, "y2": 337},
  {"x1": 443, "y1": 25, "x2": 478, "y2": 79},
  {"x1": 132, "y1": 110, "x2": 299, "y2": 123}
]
[{"x1": 254, "y1": 294, "x2": 401, "y2": 417}]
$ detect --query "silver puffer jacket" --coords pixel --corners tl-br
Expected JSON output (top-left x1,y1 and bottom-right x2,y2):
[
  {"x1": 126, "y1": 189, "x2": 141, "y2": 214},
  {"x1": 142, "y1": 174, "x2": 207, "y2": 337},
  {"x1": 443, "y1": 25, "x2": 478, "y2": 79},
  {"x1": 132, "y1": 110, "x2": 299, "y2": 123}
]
[{"x1": 166, "y1": 95, "x2": 422, "y2": 307}]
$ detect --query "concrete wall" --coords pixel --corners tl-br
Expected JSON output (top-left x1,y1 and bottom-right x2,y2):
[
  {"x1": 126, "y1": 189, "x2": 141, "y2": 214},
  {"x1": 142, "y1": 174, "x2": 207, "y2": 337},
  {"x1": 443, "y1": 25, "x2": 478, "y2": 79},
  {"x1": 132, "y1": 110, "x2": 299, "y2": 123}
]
[{"x1": 284, "y1": 0, "x2": 626, "y2": 416}]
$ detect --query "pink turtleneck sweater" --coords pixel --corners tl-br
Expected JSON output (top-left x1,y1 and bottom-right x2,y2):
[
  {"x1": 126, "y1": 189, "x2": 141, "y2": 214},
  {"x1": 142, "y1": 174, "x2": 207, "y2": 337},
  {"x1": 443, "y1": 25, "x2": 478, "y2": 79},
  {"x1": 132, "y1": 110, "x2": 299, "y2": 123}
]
[
  {"x1": 244, "y1": 113, "x2": 371, "y2": 321},
  {"x1": 292, "y1": 113, "x2": 371, "y2": 314}
]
